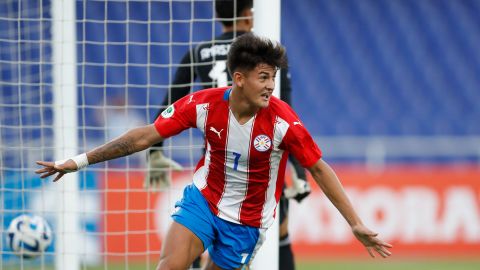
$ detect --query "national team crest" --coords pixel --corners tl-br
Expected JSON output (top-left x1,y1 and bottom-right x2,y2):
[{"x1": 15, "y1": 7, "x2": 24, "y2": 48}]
[{"x1": 254, "y1": 134, "x2": 271, "y2": 152}]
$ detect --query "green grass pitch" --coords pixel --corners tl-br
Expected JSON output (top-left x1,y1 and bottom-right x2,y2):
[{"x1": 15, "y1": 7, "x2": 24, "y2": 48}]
[{"x1": 3, "y1": 260, "x2": 480, "y2": 270}]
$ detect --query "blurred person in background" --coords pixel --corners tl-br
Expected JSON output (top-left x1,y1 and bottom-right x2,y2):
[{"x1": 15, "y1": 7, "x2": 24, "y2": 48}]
[{"x1": 146, "y1": 0, "x2": 311, "y2": 269}]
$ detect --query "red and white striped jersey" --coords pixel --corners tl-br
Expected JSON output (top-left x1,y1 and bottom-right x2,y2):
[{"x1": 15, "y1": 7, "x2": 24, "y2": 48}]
[{"x1": 154, "y1": 87, "x2": 322, "y2": 228}]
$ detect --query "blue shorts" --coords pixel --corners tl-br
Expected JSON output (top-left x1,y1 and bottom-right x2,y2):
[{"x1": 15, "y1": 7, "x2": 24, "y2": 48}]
[{"x1": 172, "y1": 184, "x2": 266, "y2": 269}]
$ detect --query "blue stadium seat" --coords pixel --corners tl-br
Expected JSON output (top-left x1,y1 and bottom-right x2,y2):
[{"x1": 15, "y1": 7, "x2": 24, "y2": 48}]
[{"x1": 283, "y1": 0, "x2": 480, "y2": 136}]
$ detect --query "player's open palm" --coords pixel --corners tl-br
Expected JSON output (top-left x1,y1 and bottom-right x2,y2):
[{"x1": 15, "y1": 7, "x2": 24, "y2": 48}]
[
  {"x1": 352, "y1": 224, "x2": 392, "y2": 258},
  {"x1": 35, "y1": 159, "x2": 78, "y2": 182}
]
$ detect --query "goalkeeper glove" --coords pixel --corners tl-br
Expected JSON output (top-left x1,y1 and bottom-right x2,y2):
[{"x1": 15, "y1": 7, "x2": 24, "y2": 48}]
[
  {"x1": 284, "y1": 164, "x2": 311, "y2": 203},
  {"x1": 145, "y1": 150, "x2": 183, "y2": 191}
]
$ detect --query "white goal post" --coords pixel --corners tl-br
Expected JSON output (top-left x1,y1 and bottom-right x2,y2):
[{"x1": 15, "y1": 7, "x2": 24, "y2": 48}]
[
  {"x1": 52, "y1": 0, "x2": 80, "y2": 269},
  {"x1": 250, "y1": 0, "x2": 280, "y2": 269}
]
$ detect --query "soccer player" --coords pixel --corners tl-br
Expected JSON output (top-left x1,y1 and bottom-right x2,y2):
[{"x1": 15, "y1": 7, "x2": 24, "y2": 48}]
[
  {"x1": 147, "y1": 1, "x2": 310, "y2": 268},
  {"x1": 36, "y1": 33, "x2": 392, "y2": 270}
]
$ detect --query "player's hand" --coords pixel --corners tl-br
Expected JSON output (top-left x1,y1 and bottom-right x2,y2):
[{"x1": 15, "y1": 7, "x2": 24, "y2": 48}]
[
  {"x1": 352, "y1": 224, "x2": 393, "y2": 258},
  {"x1": 145, "y1": 150, "x2": 183, "y2": 191},
  {"x1": 35, "y1": 159, "x2": 78, "y2": 182}
]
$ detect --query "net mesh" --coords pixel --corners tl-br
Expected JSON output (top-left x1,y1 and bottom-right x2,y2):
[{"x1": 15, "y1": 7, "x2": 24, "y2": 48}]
[{"x1": 0, "y1": 0, "x2": 227, "y2": 269}]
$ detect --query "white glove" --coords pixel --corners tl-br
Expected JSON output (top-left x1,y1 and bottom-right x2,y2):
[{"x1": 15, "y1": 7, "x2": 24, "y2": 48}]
[
  {"x1": 284, "y1": 164, "x2": 311, "y2": 203},
  {"x1": 145, "y1": 150, "x2": 183, "y2": 191}
]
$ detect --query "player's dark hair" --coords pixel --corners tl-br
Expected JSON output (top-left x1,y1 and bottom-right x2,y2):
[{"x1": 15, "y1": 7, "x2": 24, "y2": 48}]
[
  {"x1": 227, "y1": 33, "x2": 288, "y2": 75},
  {"x1": 215, "y1": 0, "x2": 253, "y2": 27}
]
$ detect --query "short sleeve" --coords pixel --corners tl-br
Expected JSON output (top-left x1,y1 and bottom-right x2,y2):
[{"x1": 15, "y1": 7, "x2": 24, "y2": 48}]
[
  {"x1": 154, "y1": 94, "x2": 197, "y2": 138},
  {"x1": 281, "y1": 121, "x2": 322, "y2": 168}
]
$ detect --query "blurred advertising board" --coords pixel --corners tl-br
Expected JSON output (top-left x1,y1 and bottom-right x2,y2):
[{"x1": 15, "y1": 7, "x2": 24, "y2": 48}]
[
  {"x1": 290, "y1": 165, "x2": 480, "y2": 259},
  {"x1": 100, "y1": 165, "x2": 480, "y2": 260}
]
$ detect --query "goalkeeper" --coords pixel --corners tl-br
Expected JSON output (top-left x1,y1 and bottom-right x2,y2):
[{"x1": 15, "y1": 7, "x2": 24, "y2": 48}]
[{"x1": 146, "y1": 1, "x2": 309, "y2": 268}]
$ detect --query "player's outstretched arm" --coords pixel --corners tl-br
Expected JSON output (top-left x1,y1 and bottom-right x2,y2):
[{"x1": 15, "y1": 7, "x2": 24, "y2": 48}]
[
  {"x1": 36, "y1": 124, "x2": 164, "y2": 182},
  {"x1": 307, "y1": 159, "x2": 393, "y2": 258}
]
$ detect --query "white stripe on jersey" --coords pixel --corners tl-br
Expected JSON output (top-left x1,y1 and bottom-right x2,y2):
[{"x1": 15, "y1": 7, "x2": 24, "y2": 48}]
[
  {"x1": 193, "y1": 103, "x2": 209, "y2": 190},
  {"x1": 193, "y1": 142, "x2": 212, "y2": 191},
  {"x1": 261, "y1": 116, "x2": 290, "y2": 227},
  {"x1": 193, "y1": 165, "x2": 207, "y2": 190},
  {"x1": 196, "y1": 103, "x2": 209, "y2": 133},
  {"x1": 272, "y1": 117, "x2": 290, "y2": 151},
  {"x1": 217, "y1": 111, "x2": 256, "y2": 223}
]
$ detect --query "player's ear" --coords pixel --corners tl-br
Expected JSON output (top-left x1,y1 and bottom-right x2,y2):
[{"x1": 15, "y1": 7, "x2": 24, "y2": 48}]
[{"x1": 233, "y1": 71, "x2": 244, "y2": 88}]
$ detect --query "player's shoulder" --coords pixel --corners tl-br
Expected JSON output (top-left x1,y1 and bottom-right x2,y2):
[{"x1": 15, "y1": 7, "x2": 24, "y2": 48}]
[
  {"x1": 268, "y1": 96, "x2": 298, "y2": 119},
  {"x1": 266, "y1": 97, "x2": 310, "y2": 136},
  {"x1": 187, "y1": 87, "x2": 231, "y2": 103}
]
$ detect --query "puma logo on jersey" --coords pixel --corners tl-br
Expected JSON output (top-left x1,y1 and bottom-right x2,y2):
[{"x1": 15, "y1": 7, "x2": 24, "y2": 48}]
[
  {"x1": 293, "y1": 121, "x2": 302, "y2": 126},
  {"x1": 187, "y1": 95, "x2": 195, "y2": 104},
  {"x1": 209, "y1": 127, "x2": 223, "y2": 139}
]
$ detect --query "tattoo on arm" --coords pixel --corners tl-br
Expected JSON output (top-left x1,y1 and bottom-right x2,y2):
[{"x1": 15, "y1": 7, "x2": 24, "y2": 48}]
[{"x1": 88, "y1": 135, "x2": 137, "y2": 165}]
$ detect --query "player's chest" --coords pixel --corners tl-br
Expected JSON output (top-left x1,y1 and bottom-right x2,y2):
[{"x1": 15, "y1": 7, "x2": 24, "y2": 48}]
[{"x1": 205, "y1": 112, "x2": 276, "y2": 162}]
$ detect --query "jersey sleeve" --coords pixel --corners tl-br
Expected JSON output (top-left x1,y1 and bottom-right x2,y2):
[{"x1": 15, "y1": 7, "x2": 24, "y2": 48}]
[
  {"x1": 282, "y1": 123, "x2": 322, "y2": 168},
  {"x1": 278, "y1": 105, "x2": 322, "y2": 168},
  {"x1": 154, "y1": 93, "x2": 197, "y2": 138}
]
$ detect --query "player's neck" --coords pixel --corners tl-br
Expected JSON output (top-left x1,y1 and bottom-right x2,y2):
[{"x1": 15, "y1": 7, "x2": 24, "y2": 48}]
[
  {"x1": 222, "y1": 23, "x2": 252, "y2": 34},
  {"x1": 229, "y1": 86, "x2": 260, "y2": 125}
]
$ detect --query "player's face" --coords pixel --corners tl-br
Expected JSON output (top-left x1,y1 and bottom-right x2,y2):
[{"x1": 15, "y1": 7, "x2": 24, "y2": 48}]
[{"x1": 240, "y1": 63, "x2": 277, "y2": 108}]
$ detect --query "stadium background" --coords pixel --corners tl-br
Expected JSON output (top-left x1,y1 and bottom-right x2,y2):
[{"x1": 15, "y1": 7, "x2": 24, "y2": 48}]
[{"x1": 1, "y1": 0, "x2": 480, "y2": 269}]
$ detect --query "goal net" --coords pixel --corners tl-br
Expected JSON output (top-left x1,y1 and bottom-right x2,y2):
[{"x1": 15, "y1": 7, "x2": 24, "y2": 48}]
[{"x1": 0, "y1": 0, "x2": 278, "y2": 269}]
